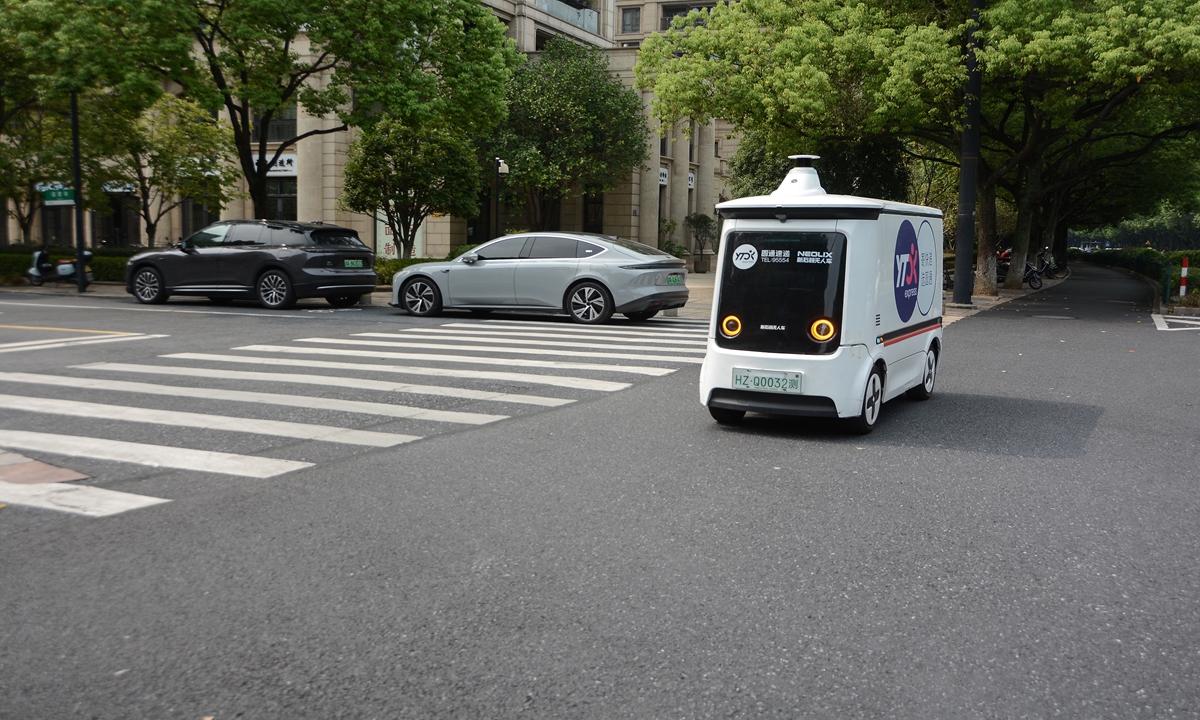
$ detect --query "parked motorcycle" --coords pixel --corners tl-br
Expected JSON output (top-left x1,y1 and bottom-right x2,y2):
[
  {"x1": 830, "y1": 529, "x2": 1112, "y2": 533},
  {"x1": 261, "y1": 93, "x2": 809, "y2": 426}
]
[{"x1": 26, "y1": 249, "x2": 93, "y2": 288}]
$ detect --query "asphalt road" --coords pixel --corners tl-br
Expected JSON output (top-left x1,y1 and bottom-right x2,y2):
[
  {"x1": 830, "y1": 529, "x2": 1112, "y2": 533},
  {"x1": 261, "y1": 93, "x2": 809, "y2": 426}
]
[{"x1": 1, "y1": 264, "x2": 1198, "y2": 718}]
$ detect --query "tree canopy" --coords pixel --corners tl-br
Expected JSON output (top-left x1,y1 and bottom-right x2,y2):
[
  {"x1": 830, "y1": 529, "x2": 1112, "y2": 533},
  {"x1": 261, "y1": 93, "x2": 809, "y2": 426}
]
[
  {"x1": 637, "y1": 0, "x2": 1200, "y2": 290},
  {"x1": 489, "y1": 36, "x2": 650, "y2": 231}
]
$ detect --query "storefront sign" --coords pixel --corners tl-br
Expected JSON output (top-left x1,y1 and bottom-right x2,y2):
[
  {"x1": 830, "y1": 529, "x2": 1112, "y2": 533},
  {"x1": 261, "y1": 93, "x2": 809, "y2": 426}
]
[
  {"x1": 263, "y1": 154, "x2": 298, "y2": 176},
  {"x1": 659, "y1": 167, "x2": 669, "y2": 185},
  {"x1": 688, "y1": 172, "x2": 695, "y2": 189}
]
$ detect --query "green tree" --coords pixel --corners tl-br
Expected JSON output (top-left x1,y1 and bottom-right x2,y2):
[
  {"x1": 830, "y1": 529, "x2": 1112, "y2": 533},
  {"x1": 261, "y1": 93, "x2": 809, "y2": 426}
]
[
  {"x1": 339, "y1": 118, "x2": 481, "y2": 259},
  {"x1": 490, "y1": 36, "x2": 650, "y2": 231},
  {"x1": 107, "y1": 95, "x2": 241, "y2": 247}
]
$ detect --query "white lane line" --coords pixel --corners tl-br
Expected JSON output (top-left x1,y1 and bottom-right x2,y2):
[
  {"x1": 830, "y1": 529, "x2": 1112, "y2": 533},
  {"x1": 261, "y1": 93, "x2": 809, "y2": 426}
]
[
  {"x1": 420, "y1": 326, "x2": 707, "y2": 346},
  {"x1": 1151, "y1": 313, "x2": 1200, "y2": 330},
  {"x1": 300, "y1": 338, "x2": 704, "y2": 365},
  {"x1": 158, "y1": 354, "x2": 631, "y2": 393},
  {"x1": 478, "y1": 319, "x2": 708, "y2": 335},
  {"x1": 0, "y1": 371, "x2": 506, "y2": 425},
  {"x1": 76, "y1": 361, "x2": 579, "y2": 405},
  {"x1": 0, "y1": 300, "x2": 320, "y2": 319},
  {"x1": 0, "y1": 480, "x2": 169, "y2": 517},
  {"x1": 231, "y1": 345, "x2": 676, "y2": 376},
  {"x1": 0, "y1": 394, "x2": 419, "y2": 447},
  {"x1": 0, "y1": 429, "x2": 312, "y2": 478},
  {"x1": 0, "y1": 335, "x2": 134, "y2": 350},
  {"x1": 0, "y1": 334, "x2": 168, "y2": 354},
  {"x1": 356, "y1": 332, "x2": 707, "y2": 355}
]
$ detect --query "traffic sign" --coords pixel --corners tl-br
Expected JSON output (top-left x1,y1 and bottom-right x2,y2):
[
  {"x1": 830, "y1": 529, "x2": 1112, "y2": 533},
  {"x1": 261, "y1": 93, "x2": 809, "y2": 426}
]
[{"x1": 43, "y1": 187, "x2": 75, "y2": 206}]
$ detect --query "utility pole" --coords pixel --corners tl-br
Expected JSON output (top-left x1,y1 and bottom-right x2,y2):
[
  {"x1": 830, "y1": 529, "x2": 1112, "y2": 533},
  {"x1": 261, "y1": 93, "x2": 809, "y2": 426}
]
[
  {"x1": 71, "y1": 91, "x2": 87, "y2": 293},
  {"x1": 952, "y1": 0, "x2": 984, "y2": 306}
]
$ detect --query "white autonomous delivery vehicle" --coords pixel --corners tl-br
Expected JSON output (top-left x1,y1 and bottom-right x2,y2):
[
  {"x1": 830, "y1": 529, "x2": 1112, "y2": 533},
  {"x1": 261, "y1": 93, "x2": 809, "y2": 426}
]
[{"x1": 699, "y1": 155, "x2": 943, "y2": 433}]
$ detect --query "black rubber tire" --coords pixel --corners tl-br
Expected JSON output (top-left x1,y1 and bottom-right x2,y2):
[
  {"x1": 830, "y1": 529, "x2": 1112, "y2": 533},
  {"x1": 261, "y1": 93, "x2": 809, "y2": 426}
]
[
  {"x1": 846, "y1": 366, "x2": 885, "y2": 435},
  {"x1": 207, "y1": 296, "x2": 234, "y2": 305},
  {"x1": 566, "y1": 281, "x2": 614, "y2": 324},
  {"x1": 401, "y1": 277, "x2": 443, "y2": 317},
  {"x1": 624, "y1": 310, "x2": 659, "y2": 322},
  {"x1": 1028, "y1": 273, "x2": 1043, "y2": 290},
  {"x1": 326, "y1": 294, "x2": 362, "y2": 308},
  {"x1": 257, "y1": 269, "x2": 297, "y2": 309},
  {"x1": 905, "y1": 348, "x2": 938, "y2": 401},
  {"x1": 27, "y1": 274, "x2": 43, "y2": 287},
  {"x1": 709, "y1": 406, "x2": 745, "y2": 424},
  {"x1": 132, "y1": 266, "x2": 169, "y2": 304}
]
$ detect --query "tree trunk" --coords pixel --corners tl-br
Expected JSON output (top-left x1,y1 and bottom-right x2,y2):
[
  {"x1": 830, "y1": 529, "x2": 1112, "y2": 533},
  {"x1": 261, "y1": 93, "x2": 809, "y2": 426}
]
[
  {"x1": 1052, "y1": 216, "x2": 1070, "y2": 262},
  {"x1": 973, "y1": 180, "x2": 998, "y2": 296},
  {"x1": 1003, "y1": 159, "x2": 1042, "y2": 290}
]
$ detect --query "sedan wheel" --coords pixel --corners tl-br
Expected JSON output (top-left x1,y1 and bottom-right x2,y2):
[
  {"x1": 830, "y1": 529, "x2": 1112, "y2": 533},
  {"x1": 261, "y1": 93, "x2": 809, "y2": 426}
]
[
  {"x1": 401, "y1": 277, "x2": 442, "y2": 317},
  {"x1": 257, "y1": 270, "x2": 296, "y2": 309},
  {"x1": 133, "y1": 267, "x2": 168, "y2": 304},
  {"x1": 567, "y1": 282, "x2": 613, "y2": 324}
]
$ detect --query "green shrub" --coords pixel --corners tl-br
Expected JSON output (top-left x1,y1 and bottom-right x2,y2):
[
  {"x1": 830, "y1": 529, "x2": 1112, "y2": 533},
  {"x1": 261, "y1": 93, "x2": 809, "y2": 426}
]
[
  {"x1": 447, "y1": 244, "x2": 479, "y2": 259},
  {"x1": 0, "y1": 255, "x2": 28, "y2": 283},
  {"x1": 0, "y1": 244, "x2": 146, "y2": 257},
  {"x1": 374, "y1": 257, "x2": 441, "y2": 286},
  {"x1": 1077, "y1": 247, "x2": 1200, "y2": 297}
]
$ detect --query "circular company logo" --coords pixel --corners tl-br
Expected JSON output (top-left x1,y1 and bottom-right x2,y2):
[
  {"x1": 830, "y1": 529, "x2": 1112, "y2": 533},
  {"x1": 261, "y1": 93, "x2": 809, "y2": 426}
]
[
  {"x1": 732, "y1": 244, "x2": 759, "y2": 270},
  {"x1": 893, "y1": 220, "x2": 919, "y2": 322},
  {"x1": 916, "y1": 220, "x2": 937, "y2": 317}
]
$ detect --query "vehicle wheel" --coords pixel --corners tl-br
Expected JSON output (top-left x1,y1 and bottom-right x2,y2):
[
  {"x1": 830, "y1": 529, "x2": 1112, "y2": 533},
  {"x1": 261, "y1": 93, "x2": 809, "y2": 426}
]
[
  {"x1": 326, "y1": 294, "x2": 361, "y2": 308},
  {"x1": 27, "y1": 274, "x2": 43, "y2": 287},
  {"x1": 566, "y1": 281, "x2": 613, "y2": 324},
  {"x1": 624, "y1": 310, "x2": 659, "y2": 322},
  {"x1": 1028, "y1": 273, "x2": 1043, "y2": 290},
  {"x1": 207, "y1": 296, "x2": 234, "y2": 305},
  {"x1": 709, "y1": 406, "x2": 745, "y2": 424},
  {"x1": 401, "y1": 277, "x2": 442, "y2": 317},
  {"x1": 133, "y1": 266, "x2": 169, "y2": 304},
  {"x1": 257, "y1": 269, "x2": 296, "y2": 309},
  {"x1": 846, "y1": 366, "x2": 885, "y2": 435},
  {"x1": 905, "y1": 348, "x2": 938, "y2": 401}
]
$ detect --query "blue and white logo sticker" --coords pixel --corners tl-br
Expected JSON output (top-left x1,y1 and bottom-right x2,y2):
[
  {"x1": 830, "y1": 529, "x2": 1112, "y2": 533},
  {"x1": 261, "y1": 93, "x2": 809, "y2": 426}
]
[
  {"x1": 732, "y1": 244, "x2": 759, "y2": 270},
  {"x1": 893, "y1": 221, "x2": 919, "y2": 322}
]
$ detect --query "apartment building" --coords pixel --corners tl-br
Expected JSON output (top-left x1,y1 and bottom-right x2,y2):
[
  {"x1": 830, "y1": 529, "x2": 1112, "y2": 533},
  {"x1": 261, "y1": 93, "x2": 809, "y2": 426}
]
[{"x1": 4, "y1": 0, "x2": 734, "y2": 267}]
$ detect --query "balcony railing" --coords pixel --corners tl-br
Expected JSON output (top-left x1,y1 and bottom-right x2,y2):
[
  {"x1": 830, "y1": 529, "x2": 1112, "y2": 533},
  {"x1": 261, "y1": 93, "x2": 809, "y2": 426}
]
[{"x1": 533, "y1": 0, "x2": 599, "y2": 34}]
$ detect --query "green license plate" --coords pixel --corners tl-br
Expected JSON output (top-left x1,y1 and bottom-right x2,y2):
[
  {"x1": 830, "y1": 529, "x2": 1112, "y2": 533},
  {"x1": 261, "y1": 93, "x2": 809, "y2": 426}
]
[
  {"x1": 667, "y1": 274, "x2": 683, "y2": 285},
  {"x1": 733, "y1": 368, "x2": 802, "y2": 394},
  {"x1": 344, "y1": 259, "x2": 364, "y2": 268}
]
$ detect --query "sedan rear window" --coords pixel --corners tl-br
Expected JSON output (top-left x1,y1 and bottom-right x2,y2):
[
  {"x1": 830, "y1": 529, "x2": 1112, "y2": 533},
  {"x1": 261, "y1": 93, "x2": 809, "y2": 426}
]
[
  {"x1": 311, "y1": 231, "x2": 366, "y2": 247},
  {"x1": 607, "y1": 237, "x2": 670, "y2": 257}
]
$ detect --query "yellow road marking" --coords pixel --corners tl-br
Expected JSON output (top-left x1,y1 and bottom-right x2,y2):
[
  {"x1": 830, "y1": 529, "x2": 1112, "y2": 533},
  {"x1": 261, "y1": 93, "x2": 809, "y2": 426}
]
[{"x1": 0, "y1": 324, "x2": 134, "y2": 336}]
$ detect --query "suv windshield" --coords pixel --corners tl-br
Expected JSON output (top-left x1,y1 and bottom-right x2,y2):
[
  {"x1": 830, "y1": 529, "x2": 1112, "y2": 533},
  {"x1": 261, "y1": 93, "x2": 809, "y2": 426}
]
[
  {"x1": 715, "y1": 231, "x2": 847, "y2": 354},
  {"x1": 311, "y1": 231, "x2": 366, "y2": 247}
]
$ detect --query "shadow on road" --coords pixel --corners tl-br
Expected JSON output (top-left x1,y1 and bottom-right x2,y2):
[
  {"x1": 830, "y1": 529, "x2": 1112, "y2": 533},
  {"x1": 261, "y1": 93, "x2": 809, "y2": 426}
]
[{"x1": 717, "y1": 392, "x2": 1102, "y2": 459}]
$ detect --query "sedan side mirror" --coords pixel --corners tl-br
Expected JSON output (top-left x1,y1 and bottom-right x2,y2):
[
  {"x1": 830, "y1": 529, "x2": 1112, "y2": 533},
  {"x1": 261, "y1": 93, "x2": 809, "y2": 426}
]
[{"x1": 461, "y1": 253, "x2": 479, "y2": 265}]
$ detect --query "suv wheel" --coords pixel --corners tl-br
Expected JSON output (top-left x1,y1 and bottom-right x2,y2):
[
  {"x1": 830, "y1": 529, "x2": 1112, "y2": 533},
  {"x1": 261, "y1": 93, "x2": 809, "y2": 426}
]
[
  {"x1": 258, "y1": 270, "x2": 296, "y2": 309},
  {"x1": 133, "y1": 267, "x2": 169, "y2": 304}
]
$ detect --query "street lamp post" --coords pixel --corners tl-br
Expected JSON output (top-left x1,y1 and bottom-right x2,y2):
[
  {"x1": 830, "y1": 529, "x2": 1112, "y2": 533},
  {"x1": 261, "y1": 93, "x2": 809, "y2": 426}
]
[{"x1": 494, "y1": 157, "x2": 509, "y2": 240}]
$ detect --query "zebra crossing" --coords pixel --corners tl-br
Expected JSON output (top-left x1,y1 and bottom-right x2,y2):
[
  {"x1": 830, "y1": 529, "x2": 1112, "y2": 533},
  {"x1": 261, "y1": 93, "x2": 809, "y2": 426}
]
[{"x1": 0, "y1": 316, "x2": 710, "y2": 517}]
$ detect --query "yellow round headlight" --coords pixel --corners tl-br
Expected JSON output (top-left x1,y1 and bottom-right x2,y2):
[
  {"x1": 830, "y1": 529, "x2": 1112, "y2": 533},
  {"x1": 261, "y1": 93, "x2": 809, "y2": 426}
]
[
  {"x1": 810, "y1": 318, "x2": 836, "y2": 342},
  {"x1": 721, "y1": 315, "x2": 742, "y2": 338}
]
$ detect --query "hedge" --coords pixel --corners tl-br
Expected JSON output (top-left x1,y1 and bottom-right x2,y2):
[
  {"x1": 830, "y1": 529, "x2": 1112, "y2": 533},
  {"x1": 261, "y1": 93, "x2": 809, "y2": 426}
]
[
  {"x1": 0, "y1": 252, "x2": 128, "y2": 283},
  {"x1": 1073, "y1": 247, "x2": 1200, "y2": 296},
  {"x1": 0, "y1": 243, "x2": 145, "y2": 257}
]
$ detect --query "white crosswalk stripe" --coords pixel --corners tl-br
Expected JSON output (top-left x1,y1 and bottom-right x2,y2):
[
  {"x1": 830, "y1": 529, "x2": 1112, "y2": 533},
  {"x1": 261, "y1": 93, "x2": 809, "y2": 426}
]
[
  {"x1": 0, "y1": 371, "x2": 507, "y2": 424},
  {"x1": 0, "y1": 394, "x2": 420, "y2": 447},
  {"x1": 158, "y1": 353, "x2": 632, "y2": 392},
  {"x1": 232, "y1": 344, "x2": 675, "y2": 375},
  {"x1": 74, "y1": 362, "x2": 578, "y2": 404},
  {"x1": 0, "y1": 316, "x2": 703, "y2": 518},
  {"x1": 0, "y1": 333, "x2": 169, "y2": 354},
  {"x1": 294, "y1": 337, "x2": 706, "y2": 364}
]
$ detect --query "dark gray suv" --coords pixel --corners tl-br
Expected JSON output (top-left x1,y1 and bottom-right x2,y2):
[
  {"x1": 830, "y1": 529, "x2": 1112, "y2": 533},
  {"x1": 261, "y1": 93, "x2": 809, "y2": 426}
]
[{"x1": 125, "y1": 220, "x2": 376, "y2": 309}]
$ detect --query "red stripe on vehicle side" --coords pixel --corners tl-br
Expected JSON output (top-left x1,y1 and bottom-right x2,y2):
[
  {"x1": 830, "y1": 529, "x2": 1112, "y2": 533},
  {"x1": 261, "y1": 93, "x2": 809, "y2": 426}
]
[{"x1": 882, "y1": 322, "x2": 942, "y2": 347}]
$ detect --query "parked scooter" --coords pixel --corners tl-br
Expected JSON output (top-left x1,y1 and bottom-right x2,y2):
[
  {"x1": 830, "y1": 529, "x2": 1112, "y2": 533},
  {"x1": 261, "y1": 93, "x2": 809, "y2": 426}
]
[{"x1": 26, "y1": 249, "x2": 93, "y2": 288}]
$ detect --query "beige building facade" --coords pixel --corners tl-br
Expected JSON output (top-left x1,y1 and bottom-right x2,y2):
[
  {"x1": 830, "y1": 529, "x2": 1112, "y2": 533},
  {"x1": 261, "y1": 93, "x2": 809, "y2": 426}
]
[{"x1": 3, "y1": 0, "x2": 735, "y2": 270}]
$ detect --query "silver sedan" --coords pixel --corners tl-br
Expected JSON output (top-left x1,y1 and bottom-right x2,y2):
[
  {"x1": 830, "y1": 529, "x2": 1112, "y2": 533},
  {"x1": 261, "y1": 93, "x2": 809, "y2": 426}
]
[{"x1": 390, "y1": 232, "x2": 689, "y2": 323}]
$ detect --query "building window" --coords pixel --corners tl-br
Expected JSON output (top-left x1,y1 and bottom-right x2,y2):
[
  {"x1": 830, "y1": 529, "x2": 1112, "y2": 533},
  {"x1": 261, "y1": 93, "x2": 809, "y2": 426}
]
[
  {"x1": 251, "y1": 105, "x2": 297, "y2": 144},
  {"x1": 620, "y1": 41, "x2": 641, "y2": 48},
  {"x1": 182, "y1": 196, "x2": 220, "y2": 238},
  {"x1": 583, "y1": 194, "x2": 603, "y2": 233},
  {"x1": 660, "y1": 136, "x2": 668, "y2": 157},
  {"x1": 621, "y1": 7, "x2": 641, "y2": 33},
  {"x1": 41, "y1": 205, "x2": 73, "y2": 246},
  {"x1": 715, "y1": 140, "x2": 720, "y2": 157},
  {"x1": 93, "y1": 193, "x2": 141, "y2": 247},
  {"x1": 265, "y1": 178, "x2": 297, "y2": 221}
]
